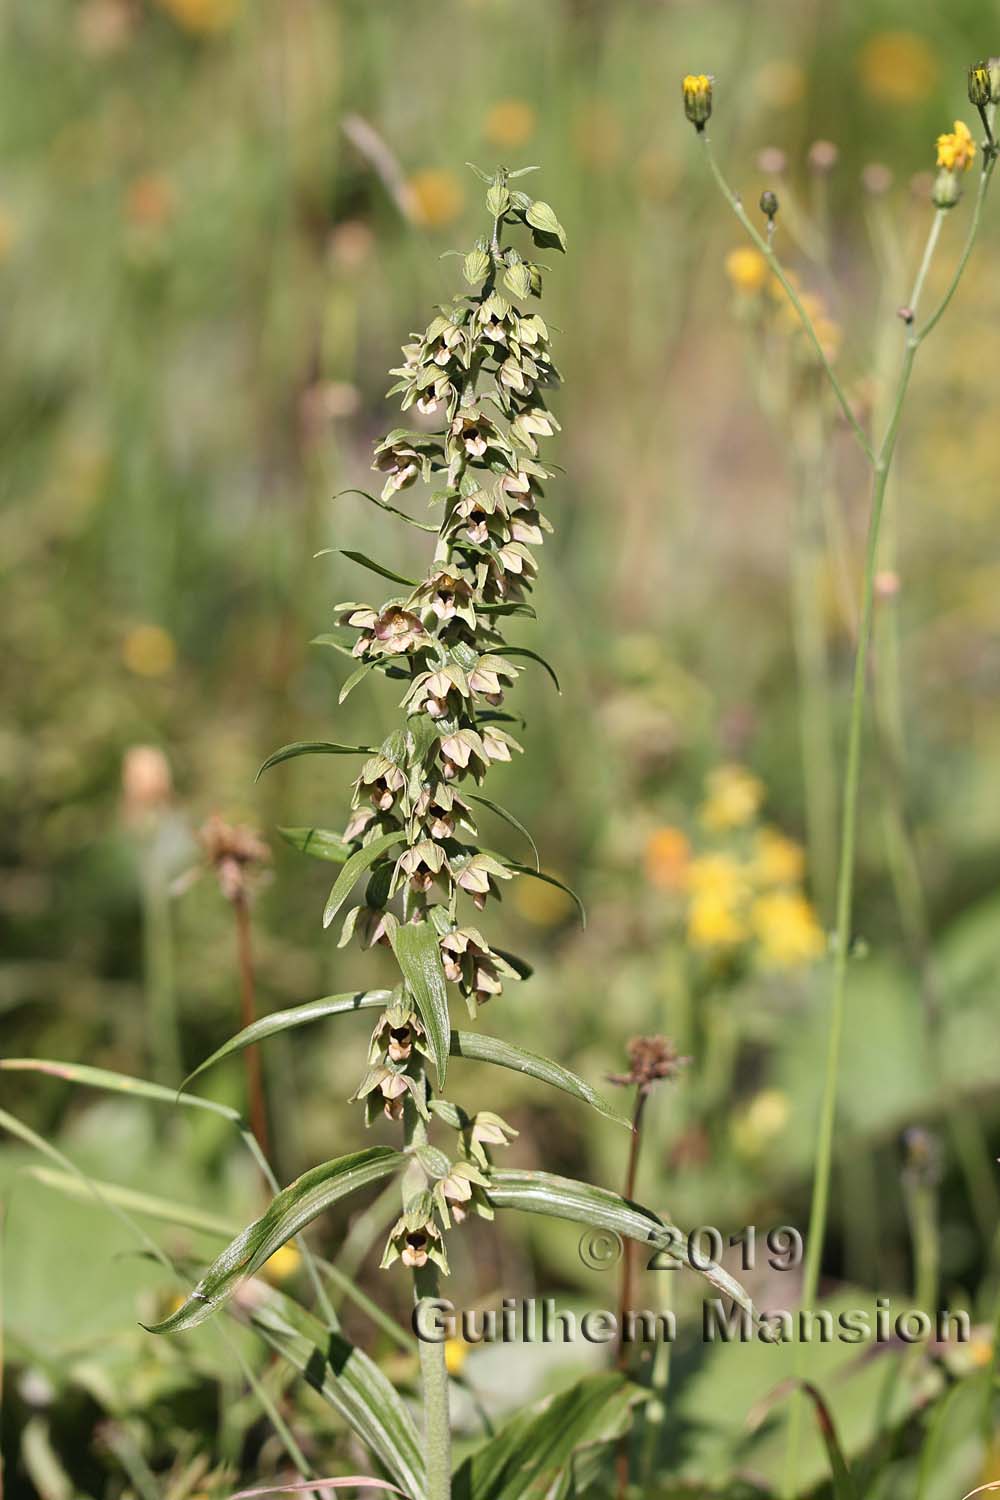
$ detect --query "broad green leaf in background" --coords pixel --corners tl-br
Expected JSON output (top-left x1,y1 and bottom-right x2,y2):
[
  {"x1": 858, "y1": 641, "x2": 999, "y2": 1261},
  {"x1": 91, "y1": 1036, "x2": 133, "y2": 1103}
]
[
  {"x1": 487, "y1": 1169, "x2": 754, "y2": 1315},
  {"x1": 181, "y1": 991, "x2": 390, "y2": 1092},
  {"x1": 278, "y1": 827, "x2": 353, "y2": 863},
  {"x1": 256, "y1": 741, "x2": 373, "y2": 781},
  {"x1": 323, "y1": 831, "x2": 407, "y2": 928},
  {"x1": 146, "y1": 1147, "x2": 403, "y2": 1333},
  {"x1": 249, "y1": 1294, "x2": 426, "y2": 1500},
  {"x1": 452, "y1": 1371, "x2": 641, "y2": 1500},
  {"x1": 388, "y1": 920, "x2": 450, "y2": 1084},
  {"x1": 449, "y1": 1032, "x2": 628, "y2": 1127}
]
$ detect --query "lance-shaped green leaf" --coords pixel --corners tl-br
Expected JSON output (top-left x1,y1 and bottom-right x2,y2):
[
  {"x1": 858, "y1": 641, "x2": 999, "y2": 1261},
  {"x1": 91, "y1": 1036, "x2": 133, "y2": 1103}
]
[
  {"x1": 500, "y1": 646, "x2": 560, "y2": 693},
  {"x1": 249, "y1": 1294, "x2": 426, "y2": 1500},
  {"x1": 452, "y1": 1371, "x2": 640, "y2": 1500},
  {"x1": 0, "y1": 1058, "x2": 243, "y2": 1124},
  {"x1": 333, "y1": 486, "x2": 437, "y2": 533},
  {"x1": 278, "y1": 827, "x2": 353, "y2": 864},
  {"x1": 181, "y1": 991, "x2": 390, "y2": 1093},
  {"x1": 449, "y1": 1033, "x2": 628, "y2": 1127},
  {"x1": 323, "y1": 831, "x2": 406, "y2": 928},
  {"x1": 388, "y1": 921, "x2": 450, "y2": 1085},
  {"x1": 257, "y1": 741, "x2": 372, "y2": 781},
  {"x1": 465, "y1": 795, "x2": 539, "y2": 871},
  {"x1": 337, "y1": 550, "x2": 418, "y2": 588},
  {"x1": 487, "y1": 1169, "x2": 754, "y2": 1315},
  {"x1": 146, "y1": 1147, "x2": 404, "y2": 1334},
  {"x1": 504, "y1": 863, "x2": 585, "y2": 926}
]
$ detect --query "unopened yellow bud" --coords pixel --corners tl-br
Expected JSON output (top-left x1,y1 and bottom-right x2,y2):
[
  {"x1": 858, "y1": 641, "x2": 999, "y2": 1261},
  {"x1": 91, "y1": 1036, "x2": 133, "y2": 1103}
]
[
  {"x1": 682, "y1": 74, "x2": 713, "y2": 130},
  {"x1": 969, "y1": 62, "x2": 991, "y2": 108}
]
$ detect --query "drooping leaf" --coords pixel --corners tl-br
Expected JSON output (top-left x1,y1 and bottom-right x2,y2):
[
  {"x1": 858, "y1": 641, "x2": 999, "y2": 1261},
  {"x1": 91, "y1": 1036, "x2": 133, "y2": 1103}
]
[
  {"x1": 338, "y1": 550, "x2": 418, "y2": 588},
  {"x1": 279, "y1": 827, "x2": 353, "y2": 864},
  {"x1": 323, "y1": 832, "x2": 406, "y2": 929},
  {"x1": 525, "y1": 199, "x2": 567, "y2": 252},
  {"x1": 181, "y1": 992, "x2": 390, "y2": 1093},
  {"x1": 388, "y1": 921, "x2": 450, "y2": 1085},
  {"x1": 500, "y1": 646, "x2": 560, "y2": 692},
  {"x1": 504, "y1": 863, "x2": 585, "y2": 926},
  {"x1": 487, "y1": 1169, "x2": 755, "y2": 1315},
  {"x1": 338, "y1": 661, "x2": 380, "y2": 706},
  {"x1": 26, "y1": 1165, "x2": 238, "y2": 1239},
  {"x1": 452, "y1": 1371, "x2": 640, "y2": 1500},
  {"x1": 450, "y1": 1033, "x2": 629, "y2": 1127},
  {"x1": 465, "y1": 795, "x2": 539, "y2": 871},
  {"x1": 333, "y1": 486, "x2": 437, "y2": 532},
  {"x1": 146, "y1": 1148, "x2": 403, "y2": 1333},
  {"x1": 249, "y1": 1293, "x2": 426, "y2": 1500},
  {"x1": 257, "y1": 741, "x2": 372, "y2": 781}
]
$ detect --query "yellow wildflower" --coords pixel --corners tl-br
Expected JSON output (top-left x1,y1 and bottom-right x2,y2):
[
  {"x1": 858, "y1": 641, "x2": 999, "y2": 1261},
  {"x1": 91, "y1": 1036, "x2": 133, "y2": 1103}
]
[
  {"x1": 857, "y1": 32, "x2": 938, "y2": 105},
  {"x1": 261, "y1": 1242, "x2": 301, "y2": 1285},
  {"x1": 699, "y1": 764, "x2": 764, "y2": 831},
  {"x1": 725, "y1": 247, "x2": 768, "y2": 294},
  {"x1": 751, "y1": 827, "x2": 805, "y2": 887},
  {"x1": 752, "y1": 61, "x2": 806, "y2": 109},
  {"x1": 732, "y1": 1088, "x2": 791, "y2": 1158},
  {"x1": 122, "y1": 624, "x2": 176, "y2": 678},
  {"x1": 752, "y1": 890, "x2": 824, "y2": 968},
  {"x1": 687, "y1": 853, "x2": 750, "y2": 950},
  {"x1": 484, "y1": 99, "x2": 537, "y2": 149},
  {"x1": 936, "y1": 121, "x2": 976, "y2": 174},
  {"x1": 688, "y1": 891, "x2": 748, "y2": 951},
  {"x1": 153, "y1": 0, "x2": 239, "y2": 34},
  {"x1": 644, "y1": 826, "x2": 691, "y2": 891},
  {"x1": 444, "y1": 1338, "x2": 467, "y2": 1375},
  {"x1": 407, "y1": 169, "x2": 465, "y2": 229}
]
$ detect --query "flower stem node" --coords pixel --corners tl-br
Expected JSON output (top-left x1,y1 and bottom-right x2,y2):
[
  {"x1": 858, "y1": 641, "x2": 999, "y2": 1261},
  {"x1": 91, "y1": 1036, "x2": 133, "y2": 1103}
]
[{"x1": 682, "y1": 73, "x2": 713, "y2": 130}]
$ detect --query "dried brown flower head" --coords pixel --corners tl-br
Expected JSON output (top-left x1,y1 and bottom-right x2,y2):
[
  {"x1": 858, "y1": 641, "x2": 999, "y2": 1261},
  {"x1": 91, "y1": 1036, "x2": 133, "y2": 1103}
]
[
  {"x1": 608, "y1": 1035, "x2": 688, "y2": 1095},
  {"x1": 199, "y1": 814, "x2": 270, "y2": 903}
]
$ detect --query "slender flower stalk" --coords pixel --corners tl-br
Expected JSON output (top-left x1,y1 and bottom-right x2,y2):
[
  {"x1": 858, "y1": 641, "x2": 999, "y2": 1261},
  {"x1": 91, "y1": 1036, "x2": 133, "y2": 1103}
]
[{"x1": 687, "y1": 73, "x2": 997, "y2": 1496}]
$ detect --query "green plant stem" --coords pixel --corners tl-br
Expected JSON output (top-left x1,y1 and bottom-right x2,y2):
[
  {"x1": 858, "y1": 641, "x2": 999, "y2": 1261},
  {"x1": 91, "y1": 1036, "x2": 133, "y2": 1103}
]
[
  {"x1": 616, "y1": 1088, "x2": 647, "y2": 1371},
  {"x1": 780, "y1": 158, "x2": 996, "y2": 1497},
  {"x1": 141, "y1": 829, "x2": 183, "y2": 1088},
  {"x1": 700, "y1": 133, "x2": 875, "y2": 463},
  {"x1": 414, "y1": 1261, "x2": 452, "y2": 1500},
  {"x1": 233, "y1": 890, "x2": 271, "y2": 1160}
]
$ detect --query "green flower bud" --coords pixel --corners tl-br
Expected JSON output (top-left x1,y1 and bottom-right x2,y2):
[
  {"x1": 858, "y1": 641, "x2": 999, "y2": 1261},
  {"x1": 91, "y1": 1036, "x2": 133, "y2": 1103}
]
[
  {"x1": 969, "y1": 62, "x2": 991, "y2": 108},
  {"x1": 463, "y1": 245, "x2": 491, "y2": 286},
  {"x1": 759, "y1": 189, "x2": 779, "y2": 220},
  {"x1": 989, "y1": 57, "x2": 1000, "y2": 103},
  {"x1": 932, "y1": 167, "x2": 961, "y2": 210},
  {"x1": 682, "y1": 73, "x2": 713, "y2": 130}
]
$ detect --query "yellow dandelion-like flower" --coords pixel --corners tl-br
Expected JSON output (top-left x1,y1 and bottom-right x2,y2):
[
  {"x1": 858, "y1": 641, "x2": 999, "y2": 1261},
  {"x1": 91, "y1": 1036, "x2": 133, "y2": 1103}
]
[
  {"x1": 122, "y1": 624, "x2": 176, "y2": 678},
  {"x1": 444, "y1": 1338, "x2": 467, "y2": 1375},
  {"x1": 484, "y1": 99, "x2": 537, "y2": 149},
  {"x1": 154, "y1": 0, "x2": 239, "y2": 35},
  {"x1": 751, "y1": 827, "x2": 805, "y2": 887},
  {"x1": 261, "y1": 1242, "x2": 301, "y2": 1285},
  {"x1": 936, "y1": 120, "x2": 977, "y2": 174},
  {"x1": 725, "y1": 247, "x2": 768, "y2": 294},
  {"x1": 406, "y1": 169, "x2": 465, "y2": 229},
  {"x1": 857, "y1": 31, "x2": 938, "y2": 105},
  {"x1": 682, "y1": 74, "x2": 713, "y2": 129},
  {"x1": 699, "y1": 764, "x2": 764, "y2": 831},
  {"x1": 752, "y1": 890, "x2": 824, "y2": 968},
  {"x1": 644, "y1": 826, "x2": 691, "y2": 891}
]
